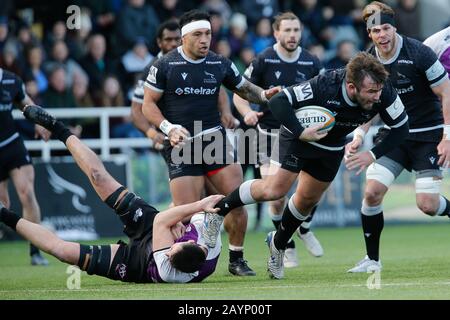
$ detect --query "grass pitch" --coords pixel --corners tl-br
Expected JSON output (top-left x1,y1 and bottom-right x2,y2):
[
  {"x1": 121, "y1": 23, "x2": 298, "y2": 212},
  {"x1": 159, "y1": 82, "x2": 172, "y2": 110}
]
[{"x1": 1, "y1": 223, "x2": 450, "y2": 300}]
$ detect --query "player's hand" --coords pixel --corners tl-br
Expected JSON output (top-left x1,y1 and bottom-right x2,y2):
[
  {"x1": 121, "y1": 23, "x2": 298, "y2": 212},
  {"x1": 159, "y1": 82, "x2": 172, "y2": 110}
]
[
  {"x1": 199, "y1": 194, "x2": 226, "y2": 213},
  {"x1": 244, "y1": 110, "x2": 264, "y2": 126},
  {"x1": 34, "y1": 124, "x2": 51, "y2": 141},
  {"x1": 345, "y1": 151, "x2": 375, "y2": 175},
  {"x1": 221, "y1": 112, "x2": 239, "y2": 129},
  {"x1": 437, "y1": 139, "x2": 450, "y2": 168},
  {"x1": 170, "y1": 222, "x2": 186, "y2": 240},
  {"x1": 168, "y1": 126, "x2": 190, "y2": 147},
  {"x1": 299, "y1": 125, "x2": 328, "y2": 142},
  {"x1": 263, "y1": 86, "x2": 282, "y2": 100},
  {"x1": 344, "y1": 136, "x2": 363, "y2": 159}
]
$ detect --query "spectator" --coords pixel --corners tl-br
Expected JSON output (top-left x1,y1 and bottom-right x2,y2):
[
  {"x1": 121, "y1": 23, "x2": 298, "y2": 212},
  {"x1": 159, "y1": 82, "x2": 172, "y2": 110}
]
[
  {"x1": 73, "y1": 73, "x2": 94, "y2": 108},
  {"x1": 24, "y1": 46, "x2": 48, "y2": 94},
  {"x1": 154, "y1": 0, "x2": 184, "y2": 22},
  {"x1": 240, "y1": 0, "x2": 279, "y2": 28},
  {"x1": 201, "y1": 0, "x2": 232, "y2": 25},
  {"x1": 74, "y1": 0, "x2": 116, "y2": 36},
  {"x1": 290, "y1": 0, "x2": 326, "y2": 41},
  {"x1": 209, "y1": 10, "x2": 227, "y2": 53},
  {"x1": 44, "y1": 21, "x2": 82, "y2": 61},
  {"x1": 227, "y1": 12, "x2": 251, "y2": 59},
  {"x1": 250, "y1": 17, "x2": 275, "y2": 54},
  {"x1": 0, "y1": 41, "x2": 23, "y2": 76},
  {"x1": 44, "y1": 40, "x2": 87, "y2": 89},
  {"x1": 395, "y1": 0, "x2": 422, "y2": 40},
  {"x1": 121, "y1": 37, "x2": 154, "y2": 89},
  {"x1": 42, "y1": 65, "x2": 77, "y2": 109},
  {"x1": 233, "y1": 46, "x2": 255, "y2": 73},
  {"x1": 80, "y1": 34, "x2": 118, "y2": 105},
  {"x1": 115, "y1": 0, "x2": 160, "y2": 56},
  {"x1": 325, "y1": 39, "x2": 357, "y2": 69},
  {"x1": 0, "y1": 16, "x2": 9, "y2": 52}
]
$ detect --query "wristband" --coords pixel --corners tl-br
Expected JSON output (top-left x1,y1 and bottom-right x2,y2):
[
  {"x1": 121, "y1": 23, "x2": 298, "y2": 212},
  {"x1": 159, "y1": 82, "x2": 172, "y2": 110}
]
[
  {"x1": 159, "y1": 120, "x2": 180, "y2": 136},
  {"x1": 353, "y1": 127, "x2": 366, "y2": 142},
  {"x1": 260, "y1": 90, "x2": 268, "y2": 103},
  {"x1": 444, "y1": 125, "x2": 450, "y2": 140}
]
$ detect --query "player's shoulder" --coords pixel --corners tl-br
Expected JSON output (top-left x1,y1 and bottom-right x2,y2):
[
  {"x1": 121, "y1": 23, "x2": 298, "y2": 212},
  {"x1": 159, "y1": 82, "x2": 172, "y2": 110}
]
[
  {"x1": 299, "y1": 48, "x2": 320, "y2": 62},
  {"x1": 402, "y1": 36, "x2": 435, "y2": 58},
  {"x1": 316, "y1": 68, "x2": 343, "y2": 87},
  {"x1": 257, "y1": 46, "x2": 277, "y2": 60},
  {"x1": 0, "y1": 68, "x2": 21, "y2": 83}
]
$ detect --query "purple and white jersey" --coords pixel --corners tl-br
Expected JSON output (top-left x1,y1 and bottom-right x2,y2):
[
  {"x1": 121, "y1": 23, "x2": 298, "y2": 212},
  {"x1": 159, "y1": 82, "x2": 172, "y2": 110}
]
[
  {"x1": 424, "y1": 27, "x2": 450, "y2": 75},
  {"x1": 147, "y1": 213, "x2": 221, "y2": 283}
]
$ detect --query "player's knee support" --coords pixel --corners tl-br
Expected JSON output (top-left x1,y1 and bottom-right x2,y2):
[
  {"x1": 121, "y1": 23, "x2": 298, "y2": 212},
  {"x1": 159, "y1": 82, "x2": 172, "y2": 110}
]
[
  {"x1": 415, "y1": 177, "x2": 442, "y2": 194},
  {"x1": 77, "y1": 244, "x2": 111, "y2": 277},
  {"x1": 366, "y1": 163, "x2": 395, "y2": 188}
]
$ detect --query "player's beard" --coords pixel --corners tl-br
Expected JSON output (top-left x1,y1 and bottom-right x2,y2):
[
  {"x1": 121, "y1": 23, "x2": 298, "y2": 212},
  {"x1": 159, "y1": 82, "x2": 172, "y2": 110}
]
[{"x1": 280, "y1": 38, "x2": 299, "y2": 52}]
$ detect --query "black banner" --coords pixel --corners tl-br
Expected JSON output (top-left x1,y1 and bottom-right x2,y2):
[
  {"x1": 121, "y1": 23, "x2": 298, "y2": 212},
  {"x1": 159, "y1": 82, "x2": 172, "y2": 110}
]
[{"x1": 1, "y1": 159, "x2": 127, "y2": 241}]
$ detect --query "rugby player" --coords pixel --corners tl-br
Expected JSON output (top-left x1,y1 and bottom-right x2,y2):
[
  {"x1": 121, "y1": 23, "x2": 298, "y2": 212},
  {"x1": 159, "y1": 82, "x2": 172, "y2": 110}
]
[
  {"x1": 203, "y1": 52, "x2": 410, "y2": 279},
  {"x1": 0, "y1": 104, "x2": 224, "y2": 283},
  {"x1": 424, "y1": 26, "x2": 450, "y2": 74},
  {"x1": 142, "y1": 10, "x2": 279, "y2": 276},
  {"x1": 233, "y1": 12, "x2": 325, "y2": 267},
  {"x1": 0, "y1": 68, "x2": 51, "y2": 265},
  {"x1": 346, "y1": 2, "x2": 450, "y2": 273}
]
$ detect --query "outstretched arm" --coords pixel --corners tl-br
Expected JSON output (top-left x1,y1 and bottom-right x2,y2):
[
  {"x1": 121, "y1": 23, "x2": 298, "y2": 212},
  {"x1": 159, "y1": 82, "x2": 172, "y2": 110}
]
[
  {"x1": 233, "y1": 79, "x2": 280, "y2": 105},
  {"x1": 152, "y1": 195, "x2": 224, "y2": 251}
]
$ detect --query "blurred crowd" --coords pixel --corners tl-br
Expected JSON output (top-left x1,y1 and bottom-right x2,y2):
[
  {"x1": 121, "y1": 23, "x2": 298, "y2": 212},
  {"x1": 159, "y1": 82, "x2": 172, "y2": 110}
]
[{"x1": 0, "y1": 0, "x2": 442, "y2": 139}]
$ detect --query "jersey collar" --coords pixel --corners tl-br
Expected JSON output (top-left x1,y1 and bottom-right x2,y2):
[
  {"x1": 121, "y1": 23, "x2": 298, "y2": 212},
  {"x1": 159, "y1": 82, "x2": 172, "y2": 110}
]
[
  {"x1": 341, "y1": 81, "x2": 358, "y2": 107},
  {"x1": 273, "y1": 44, "x2": 302, "y2": 63},
  {"x1": 178, "y1": 46, "x2": 206, "y2": 64},
  {"x1": 375, "y1": 33, "x2": 403, "y2": 65}
]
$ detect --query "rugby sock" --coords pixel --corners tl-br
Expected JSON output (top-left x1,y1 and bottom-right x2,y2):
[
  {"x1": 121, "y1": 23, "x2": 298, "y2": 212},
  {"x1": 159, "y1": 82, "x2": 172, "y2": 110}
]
[
  {"x1": 437, "y1": 195, "x2": 450, "y2": 217},
  {"x1": 215, "y1": 180, "x2": 257, "y2": 217},
  {"x1": 299, "y1": 205, "x2": 317, "y2": 235},
  {"x1": 270, "y1": 212, "x2": 295, "y2": 249},
  {"x1": 274, "y1": 196, "x2": 309, "y2": 251},
  {"x1": 361, "y1": 203, "x2": 384, "y2": 261},
  {"x1": 30, "y1": 243, "x2": 40, "y2": 256},
  {"x1": 229, "y1": 246, "x2": 243, "y2": 262},
  {"x1": 0, "y1": 207, "x2": 21, "y2": 231},
  {"x1": 51, "y1": 121, "x2": 73, "y2": 144}
]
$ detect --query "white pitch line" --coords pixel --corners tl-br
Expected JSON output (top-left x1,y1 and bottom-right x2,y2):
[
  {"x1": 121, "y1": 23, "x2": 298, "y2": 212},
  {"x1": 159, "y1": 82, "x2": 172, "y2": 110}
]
[{"x1": 1, "y1": 281, "x2": 450, "y2": 294}]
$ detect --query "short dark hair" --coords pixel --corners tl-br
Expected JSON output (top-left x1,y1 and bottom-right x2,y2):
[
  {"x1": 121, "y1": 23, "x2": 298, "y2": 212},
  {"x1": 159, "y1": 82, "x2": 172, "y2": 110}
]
[
  {"x1": 346, "y1": 52, "x2": 389, "y2": 90},
  {"x1": 156, "y1": 20, "x2": 180, "y2": 40},
  {"x1": 272, "y1": 12, "x2": 300, "y2": 31},
  {"x1": 179, "y1": 10, "x2": 210, "y2": 29},
  {"x1": 170, "y1": 243, "x2": 207, "y2": 273}
]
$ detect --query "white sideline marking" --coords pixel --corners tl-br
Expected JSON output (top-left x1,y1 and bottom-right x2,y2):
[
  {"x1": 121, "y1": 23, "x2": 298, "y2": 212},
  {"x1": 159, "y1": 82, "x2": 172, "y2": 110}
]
[{"x1": 1, "y1": 281, "x2": 450, "y2": 294}]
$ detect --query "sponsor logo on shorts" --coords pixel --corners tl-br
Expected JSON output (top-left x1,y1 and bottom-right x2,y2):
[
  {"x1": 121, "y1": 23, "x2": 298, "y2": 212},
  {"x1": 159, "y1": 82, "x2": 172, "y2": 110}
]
[
  {"x1": 116, "y1": 263, "x2": 127, "y2": 279},
  {"x1": 133, "y1": 208, "x2": 143, "y2": 222}
]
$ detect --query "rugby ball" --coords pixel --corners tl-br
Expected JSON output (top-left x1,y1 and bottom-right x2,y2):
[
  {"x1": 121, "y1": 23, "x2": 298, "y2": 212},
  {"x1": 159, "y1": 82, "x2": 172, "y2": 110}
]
[{"x1": 295, "y1": 106, "x2": 335, "y2": 133}]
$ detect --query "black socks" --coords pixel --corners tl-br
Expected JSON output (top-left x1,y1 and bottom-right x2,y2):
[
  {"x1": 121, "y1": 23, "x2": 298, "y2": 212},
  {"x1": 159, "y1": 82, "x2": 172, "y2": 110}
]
[
  {"x1": 361, "y1": 212, "x2": 384, "y2": 261},
  {"x1": 0, "y1": 206, "x2": 21, "y2": 231}
]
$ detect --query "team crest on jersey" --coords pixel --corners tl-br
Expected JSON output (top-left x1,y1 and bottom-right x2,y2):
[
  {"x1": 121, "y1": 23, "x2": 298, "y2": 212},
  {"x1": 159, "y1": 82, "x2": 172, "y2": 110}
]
[
  {"x1": 293, "y1": 82, "x2": 313, "y2": 102},
  {"x1": 274, "y1": 71, "x2": 281, "y2": 79},
  {"x1": 181, "y1": 72, "x2": 188, "y2": 80},
  {"x1": 147, "y1": 66, "x2": 158, "y2": 84},
  {"x1": 396, "y1": 72, "x2": 411, "y2": 85},
  {"x1": 295, "y1": 70, "x2": 306, "y2": 82},
  {"x1": 204, "y1": 71, "x2": 217, "y2": 84}
]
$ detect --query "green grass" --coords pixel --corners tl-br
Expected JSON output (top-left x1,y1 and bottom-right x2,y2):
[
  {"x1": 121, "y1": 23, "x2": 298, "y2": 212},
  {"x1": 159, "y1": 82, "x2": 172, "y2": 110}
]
[{"x1": 1, "y1": 223, "x2": 450, "y2": 300}]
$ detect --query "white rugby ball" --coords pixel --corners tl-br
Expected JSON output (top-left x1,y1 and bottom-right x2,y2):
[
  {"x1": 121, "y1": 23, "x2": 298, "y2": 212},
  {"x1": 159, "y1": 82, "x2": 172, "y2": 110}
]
[{"x1": 295, "y1": 106, "x2": 335, "y2": 132}]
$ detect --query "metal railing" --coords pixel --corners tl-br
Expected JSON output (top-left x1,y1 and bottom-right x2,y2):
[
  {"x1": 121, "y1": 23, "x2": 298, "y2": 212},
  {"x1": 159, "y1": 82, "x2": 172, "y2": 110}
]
[{"x1": 12, "y1": 107, "x2": 152, "y2": 161}]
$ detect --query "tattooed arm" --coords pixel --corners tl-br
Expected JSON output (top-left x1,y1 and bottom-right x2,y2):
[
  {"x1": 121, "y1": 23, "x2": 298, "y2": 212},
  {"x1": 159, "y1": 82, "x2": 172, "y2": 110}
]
[{"x1": 233, "y1": 79, "x2": 280, "y2": 104}]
